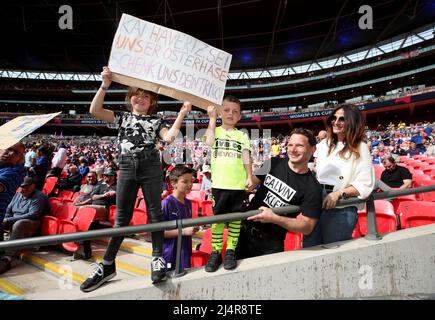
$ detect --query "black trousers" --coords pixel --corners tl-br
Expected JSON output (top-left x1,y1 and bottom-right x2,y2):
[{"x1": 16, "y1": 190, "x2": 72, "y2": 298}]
[{"x1": 235, "y1": 223, "x2": 284, "y2": 259}]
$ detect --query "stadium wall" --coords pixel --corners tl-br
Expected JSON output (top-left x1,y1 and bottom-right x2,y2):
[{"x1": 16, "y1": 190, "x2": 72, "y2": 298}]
[{"x1": 27, "y1": 224, "x2": 435, "y2": 300}]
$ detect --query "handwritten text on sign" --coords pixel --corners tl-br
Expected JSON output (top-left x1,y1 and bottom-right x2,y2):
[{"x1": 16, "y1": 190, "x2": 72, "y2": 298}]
[{"x1": 109, "y1": 14, "x2": 232, "y2": 106}]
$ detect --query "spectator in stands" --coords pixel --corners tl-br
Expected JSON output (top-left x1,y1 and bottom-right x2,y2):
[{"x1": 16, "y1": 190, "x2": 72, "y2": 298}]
[
  {"x1": 270, "y1": 139, "x2": 281, "y2": 157},
  {"x1": 371, "y1": 148, "x2": 382, "y2": 164},
  {"x1": 202, "y1": 97, "x2": 253, "y2": 272},
  {"x1": 74, "y1": 171, "x2": 100, "y2": 205},
  {"x1": 407, "y1": 141, "x2": 422, "y2": 156},
  {"x1": 48, "y1": 143, "x2": 68, "y2": 178},
  {"x1": 426, "y1": 140, "x2": 435, "y2": 156},
  {"x1": 162, "y1": 165, "x2": 199, "y2": 271},
  {"x1": 0, "y1": 176, "x2": 50, "y2": 274},
  {"x1": 80, "y1": 66, "x2": 191, "y2": 292},
  {"x1": 52, "y1": 165, "x2": 82, "y2": 195},
  {"x1": 390, "y1": 141, "x2": 407, "y2": 156},
  {"x1": 315, "y1": 104, "x2": 375, "y2": 244},
  {"x1": 200, "y1": 164, "x2": 212, "y2": 198},
  {"x1": 75, "y1": 169, "x2": 117, "y2": 219},
  {"x1": 0, "y1": 142, "x2": 26, "y2": 242},
  {"x1": 29, "y1": 146, "x2": 50, "y2": 190},
  {"x1": 24, "y1": 144, "x2": 37, "y2": 173},
  {"x1": 380, "y1": 156, "x2": 412, "y2": 189},
  {"x1": 78, "y1": 158, "x2": 90, "y2": 177},
  {"x1": 236, "y1": 128, "x2": 323, "y2": 259}
]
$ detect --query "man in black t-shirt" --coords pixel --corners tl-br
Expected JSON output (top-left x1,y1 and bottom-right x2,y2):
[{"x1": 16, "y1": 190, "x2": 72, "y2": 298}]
[
  {"x1": 236, "y1": 128, "x2": 323, "y2": 259},
  {"x1": 380, "y1": 156, "x2": 412, "y2": 189}
]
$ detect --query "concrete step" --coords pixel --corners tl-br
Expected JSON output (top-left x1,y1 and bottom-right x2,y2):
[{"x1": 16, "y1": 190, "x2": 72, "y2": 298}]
[
  {"x1": 18, "y1": 248, "x2": 136, "y2": 286},
  {"x1": 0, "y1": 258, "x2": 61, "y2": 295},
  {"x1": 90, "y1": 242, "x2": 151, "y2": 276}
]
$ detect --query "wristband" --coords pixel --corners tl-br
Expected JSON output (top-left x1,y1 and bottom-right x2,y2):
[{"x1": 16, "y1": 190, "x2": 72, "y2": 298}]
[{"x1": 100, "y1": 85, "x2": 108, "y2": 91}]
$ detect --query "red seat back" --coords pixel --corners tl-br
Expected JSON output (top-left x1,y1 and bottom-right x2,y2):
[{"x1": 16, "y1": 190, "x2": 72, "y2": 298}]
[
  {"x1": 191, "y1": 183, "x2": 201, "y2": 191},
  {"x1": 130, "y1": 208, "x2": 148, "y2": 226},
  {"x1": 397, "y1": 201, "x2": 435, "y2": 229},
  {"x1": 73, "y1": 207, "x2": 97, "y2": 231},
  {"x1": 41, "y1": 216, "x2": 59, "y2": 236},
  {"x1": 199, "y1": 228, "x2": 228, "y2": 258},
  {"x1": 358, "y1": 200, "x2": 397, "y2": 235},
  {"x1": 415, "y1": 180, "x2": 435, "y2": 202},
  {"x1": 189, "y1": 199, "x2": 200, "y2": 219},
  {"x1": 201, "y1": 200, "x2": 213, "y2": 217},
  {"x1": 373, "y1": 165, "x2": 384, "y2": 180},
  {"x1": 54, "y1": 204, "x2": 78, "y2": 220},
  {"x1": 58, "y1": 220, "x2": 80, "y2": 252},
  {"x1": 42, "y1": 177, "x2": 58, "y2": 195},
  {"x1": 284, "y1": 231, "x2": 302, "y2": 251},
  {"x1": 191, "y1": 250, "x2": 210, "y2": 267},
  {"x1": 108, "y1": 205, "x2": 117, "y2": 225},
  {"x1": 58, "y1": 190, "x2": 74, "y2": 200}
]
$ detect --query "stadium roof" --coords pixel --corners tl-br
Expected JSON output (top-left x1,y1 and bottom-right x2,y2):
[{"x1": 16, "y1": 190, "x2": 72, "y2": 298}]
[{"x1": 1, "y1": 0, "x2": 434, "y2": 72}]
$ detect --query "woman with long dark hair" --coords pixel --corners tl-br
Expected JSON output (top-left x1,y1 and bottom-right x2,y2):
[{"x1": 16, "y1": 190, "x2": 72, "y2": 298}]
[{"x1": 315, "y1": 104, "x2": 374, "y2": 244}]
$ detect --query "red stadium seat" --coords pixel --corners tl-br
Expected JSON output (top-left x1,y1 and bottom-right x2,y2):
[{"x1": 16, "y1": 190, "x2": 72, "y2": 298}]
[
  {"x1": 399, "y1": 156, "x2": 412, "y2": 164},
  {"x1": 201, "y1": 200, "x2": 213, "y2": 217},
  {"x1": 391, "y1": 193, "x2": 417, "y2": 214},
  {"x1": 191, "y1": 183, "x2": 201, "y2": 191},
  {"x1": 186, "y1": 191, "x2": 206, "y2": 206},
  {"x1": 189, "y1": 199, "x2": 201, "y2": 219},
  {"x1": 191, "y1": 250, "x2": 210, "y2": 268},
  {"x1": 422, "y1": 165, "x2": 435, "y2": 175},
  {"x1": 198, "y1": 228, "x2": 228, "y2": 259},
  {"x1": 412, "y1": 169, "x2": 425, "y2": 175},
  {"x1": 73, "y1": 207, "x2": 97, "y2": 231},
  {"x1": 412, "y1": 175, "x2": 431, "y2": 187},
  {"x1": 41, "y1": 216, "x2": 59, "y2": 236},
  {"x1": 415, "y1": 180, "x2": 435, "y2": 202},
  {"x1": 108, "y1": 205, "x2": 117, "y2": 225},
  {"x1": 373, "y1": 165, "x2": 384, "y2": 180},
  {"x1": 58, "y1": 190, "x2": 74, "y2": 200},
  {"x1": 284, "y1": 231, "x2": 302, "y2": 251},
  {"x1": 58, "y1": 220, "x2": 80, "y2": 252},
  {"x1": 42, "y1": 177, "x2": 58, "y2": 195},
  {"x1": 397, "y1": 201, "x2": 435, "y2": 229},
  {"x1": 54, "y1": 204, "x2": 78, "y2": 221},
  {"x1": 130, "y1": 208, "x2": 148, "y2": 226},
  {"x1": 357, "y1": 200, "x2": 397, "y2": 235}
]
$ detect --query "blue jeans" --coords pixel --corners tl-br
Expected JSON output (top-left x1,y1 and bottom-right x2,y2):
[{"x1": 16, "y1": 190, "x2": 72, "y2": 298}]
[
  {"x1": 103, "y1": 149, "x2": 164, "y2": 262},
  {"x1": 320, "y1": 206, "x2": 358, "y2": 244}
]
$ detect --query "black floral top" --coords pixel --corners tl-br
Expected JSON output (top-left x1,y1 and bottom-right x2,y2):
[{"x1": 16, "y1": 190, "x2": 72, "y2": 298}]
[{"x1": 113, "y1": 111, "x2": 169, "y2": 155}]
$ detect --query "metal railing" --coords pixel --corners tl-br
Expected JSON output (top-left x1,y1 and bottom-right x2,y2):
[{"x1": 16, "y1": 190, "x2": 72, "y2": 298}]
[{"x1": 1, "y1": 185, "x2": 435, "y2": 277}]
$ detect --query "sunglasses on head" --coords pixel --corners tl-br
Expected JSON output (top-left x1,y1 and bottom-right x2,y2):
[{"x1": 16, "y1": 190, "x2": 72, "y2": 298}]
[{"x1": 330, "y1": 115, "x2": 346, "y2": 123}]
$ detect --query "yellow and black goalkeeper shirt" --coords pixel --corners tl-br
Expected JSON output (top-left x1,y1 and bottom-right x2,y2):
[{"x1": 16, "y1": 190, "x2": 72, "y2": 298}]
[{"x1": 211, "y1": 126, "x2": 251, "y2": 190}]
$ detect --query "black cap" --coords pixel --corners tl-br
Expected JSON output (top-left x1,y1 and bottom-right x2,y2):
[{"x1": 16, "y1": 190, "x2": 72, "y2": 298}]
[{"x1": 21, "y1": 176, "x2": 36, "y2": 187}]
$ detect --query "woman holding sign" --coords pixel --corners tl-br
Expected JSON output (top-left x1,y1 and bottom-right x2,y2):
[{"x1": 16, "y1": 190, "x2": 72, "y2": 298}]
[{"x1": 80, "y1": 66, "x2": 191, "y2": 292}]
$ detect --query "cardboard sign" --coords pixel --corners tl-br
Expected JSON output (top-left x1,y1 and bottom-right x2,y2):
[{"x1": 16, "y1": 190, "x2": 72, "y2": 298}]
[
  {"x1": 108, "y1": 14, "x2": 232, "y2": 110},
  {"x1": 0, "y1": 112, "x2": 61, "y2": 149}
]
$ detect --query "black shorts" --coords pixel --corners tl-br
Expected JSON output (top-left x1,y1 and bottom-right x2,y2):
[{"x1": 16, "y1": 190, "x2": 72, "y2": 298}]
[{"x1": 211, "y1": 188, "x2": 247, "y2": 215}]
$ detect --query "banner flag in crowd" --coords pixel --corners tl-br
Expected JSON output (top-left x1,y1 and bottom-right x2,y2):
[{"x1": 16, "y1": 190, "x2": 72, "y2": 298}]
[
  {"x1": 108, "y1": 13, "x2": 232, "y2": 110},
  {"x1": 0, "y1": 112, "x2": 61, "y2": 149}
]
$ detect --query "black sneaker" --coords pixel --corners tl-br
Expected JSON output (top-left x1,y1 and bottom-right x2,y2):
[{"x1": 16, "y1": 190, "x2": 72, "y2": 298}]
[
  {"x1": 205, "y1": 251, "x2": 222, "y2": 272},
  {"x1": 151, "y1": 257, "x2": 166, "y2": 284},
  {"x1": 80, "y1": 262, "x2": 116, "y2": 293},
  {"x1": 223, "y1": 249, "x2": 237, "y2": 270}
]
